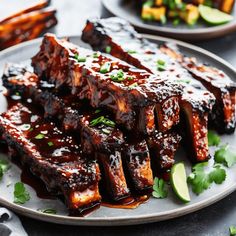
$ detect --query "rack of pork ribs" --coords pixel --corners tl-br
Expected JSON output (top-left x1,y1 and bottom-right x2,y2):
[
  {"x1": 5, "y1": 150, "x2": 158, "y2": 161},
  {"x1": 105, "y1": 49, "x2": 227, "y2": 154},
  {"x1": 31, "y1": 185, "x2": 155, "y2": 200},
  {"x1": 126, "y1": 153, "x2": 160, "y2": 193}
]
[
  {"x1": 1, "y1": 18, "x2": 235, "y2": 215},
  {"x1": 82, "y1": 17, "x2": 236, "y2": 160},
  {"x1": 0, "y1": 35, "x2": 182, "y2": 215}
]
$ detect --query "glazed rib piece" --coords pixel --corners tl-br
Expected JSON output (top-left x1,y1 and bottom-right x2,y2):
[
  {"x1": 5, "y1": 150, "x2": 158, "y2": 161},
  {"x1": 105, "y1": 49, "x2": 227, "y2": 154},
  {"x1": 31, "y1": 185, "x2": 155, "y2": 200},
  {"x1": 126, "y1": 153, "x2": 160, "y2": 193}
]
[
  {"x1": 82, "y1": 17, "x2": 215, "y2": 162},
  {"x1": 160, "y1": 43, "x2": 236, "y2": 134},
  {"x1": 31, "y1": 33, "x2": 183, "y2": 135},
  {"x1": 2, "y1": 63, "x2": 130, "y2": 200},
  {"x1": 0, "y1": 103, "x2": 101, "y2": 214},
  {"x1": 2, "y1": 63, "x2": 155, "y2": 196},
  {"x1": 147, "y1": 130, "x2": 181, "y2": 174}
]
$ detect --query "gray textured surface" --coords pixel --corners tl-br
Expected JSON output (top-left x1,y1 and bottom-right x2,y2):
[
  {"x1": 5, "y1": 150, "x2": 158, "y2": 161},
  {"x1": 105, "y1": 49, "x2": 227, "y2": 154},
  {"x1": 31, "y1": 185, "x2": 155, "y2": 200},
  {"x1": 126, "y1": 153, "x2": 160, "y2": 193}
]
[{"x1": 4, "y1": 0, "x2": 236, "y2": 235}]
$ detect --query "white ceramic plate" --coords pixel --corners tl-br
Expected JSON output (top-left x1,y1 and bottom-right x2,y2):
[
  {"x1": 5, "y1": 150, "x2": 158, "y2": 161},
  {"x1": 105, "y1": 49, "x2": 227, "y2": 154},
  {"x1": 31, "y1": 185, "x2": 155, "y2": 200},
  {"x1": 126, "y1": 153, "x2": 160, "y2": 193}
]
[{"x1": 0, "y1": 35, "x2": 235, "y2": 226}]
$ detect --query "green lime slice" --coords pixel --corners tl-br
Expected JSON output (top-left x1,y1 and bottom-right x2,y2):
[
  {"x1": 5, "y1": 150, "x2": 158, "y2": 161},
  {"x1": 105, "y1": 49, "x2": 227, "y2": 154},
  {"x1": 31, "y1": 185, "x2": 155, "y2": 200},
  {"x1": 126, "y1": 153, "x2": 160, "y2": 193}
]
[
  {"x1": 171, "y1": 162, "x2": 191, "y2": 203},
  {"x1": 199, "y1": 4, "x2": 233, "y2": 25}
]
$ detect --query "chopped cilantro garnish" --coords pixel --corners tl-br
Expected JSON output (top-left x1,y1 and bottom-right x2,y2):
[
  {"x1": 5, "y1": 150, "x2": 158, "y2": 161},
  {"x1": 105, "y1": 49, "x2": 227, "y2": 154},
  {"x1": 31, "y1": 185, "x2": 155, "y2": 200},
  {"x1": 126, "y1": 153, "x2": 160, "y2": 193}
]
[
  {"x1": 110, "y1": 69, "x2": 125, "y2": 82},
  {"x1": 157, "y1": 59, "x2": 166, "y2": 71},
  {"x1": 157, "y1": 59, "x2": 166, "y2": 66},
  {"x1": 90, "y1": 116, "x2": 115, "y2": 128},
  {"x1": 100, "y1": 62, "x2": 111, "y2": 74},
  {"x1": 127, "y1": 50, "x2": 137, "y2": 54},
  {"x1": 157, "y1": 65, "x2": 166, "y2": 71},
  {"x1": 38, "y1": 208, "x2": 57, "y2": 214},
  {"x1": 35, "y1": 133, "x2": 45, "y2": 139},
  {"x1": 48, "y1": 141, "x2": 54, "y2": 147},
  {"x1": 188, "y1": 162, "x2": 226, "y2": 195},
  {"x1": 127, "y1": 77, "x2": 134, "y2": 80},
  {"x1": 214, "y1": 145, "x2": 236, "y2": 168},
  {"x1": 208, "y1": 130, "x2": 221, "y2": 146},
  {"x1": 230, "y1": 226, "x2": 236, "y2": 236},
  {"x1": 152, "y1": 177, "x2": 168, "y2": 199},
  {"x1": 14, "y1": 182, "x2": 30, "y2": 204},
  {"x1": 74, "y1": 54, "x2": 86, "y2": 62},
  {"x1": 105, "y1": 46, "x2": 111, "y2": 54}
]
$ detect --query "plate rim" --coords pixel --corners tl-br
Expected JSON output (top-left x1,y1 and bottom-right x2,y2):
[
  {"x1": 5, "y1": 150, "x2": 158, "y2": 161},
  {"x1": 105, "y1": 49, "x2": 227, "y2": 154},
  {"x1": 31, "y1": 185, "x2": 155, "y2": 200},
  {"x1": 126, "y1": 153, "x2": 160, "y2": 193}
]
[
  {"x1": 0, "y1": 35, "x2": 236, "y2": 226},
  {"x1": 102, "y1": 0, "x2": 236, "y2": 40}
]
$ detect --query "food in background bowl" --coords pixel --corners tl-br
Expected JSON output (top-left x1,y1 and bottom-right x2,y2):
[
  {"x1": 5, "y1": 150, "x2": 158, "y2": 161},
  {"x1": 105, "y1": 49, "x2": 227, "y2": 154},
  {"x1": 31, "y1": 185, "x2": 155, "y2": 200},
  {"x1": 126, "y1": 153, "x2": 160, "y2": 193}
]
[{"x1": 141, "y1": 0, "x2": 235, "y2": 25}]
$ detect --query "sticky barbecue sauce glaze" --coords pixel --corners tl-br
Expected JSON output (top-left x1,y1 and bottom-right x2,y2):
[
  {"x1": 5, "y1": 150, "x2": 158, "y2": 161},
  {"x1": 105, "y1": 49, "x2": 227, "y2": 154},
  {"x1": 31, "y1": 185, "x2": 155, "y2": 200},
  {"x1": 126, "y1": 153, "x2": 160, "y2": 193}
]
[{"x1": 0, "y1": 93, "x2": 150, "y2": 215}]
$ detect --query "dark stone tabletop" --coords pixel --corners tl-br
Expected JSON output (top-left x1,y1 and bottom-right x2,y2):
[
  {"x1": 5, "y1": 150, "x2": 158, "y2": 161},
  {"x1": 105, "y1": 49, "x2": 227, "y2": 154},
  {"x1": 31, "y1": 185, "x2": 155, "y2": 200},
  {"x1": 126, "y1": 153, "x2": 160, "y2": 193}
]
[{"x1": 10, "y1": 0, "x2": 236, "y2": 235}]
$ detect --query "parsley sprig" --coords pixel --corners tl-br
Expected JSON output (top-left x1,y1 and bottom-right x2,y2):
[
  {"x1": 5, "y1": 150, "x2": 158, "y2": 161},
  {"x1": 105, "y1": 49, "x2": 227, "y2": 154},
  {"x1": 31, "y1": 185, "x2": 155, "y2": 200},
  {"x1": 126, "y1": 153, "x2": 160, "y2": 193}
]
[{"x1": 152, "y1": 177, "x2": 168, "y2": 199}]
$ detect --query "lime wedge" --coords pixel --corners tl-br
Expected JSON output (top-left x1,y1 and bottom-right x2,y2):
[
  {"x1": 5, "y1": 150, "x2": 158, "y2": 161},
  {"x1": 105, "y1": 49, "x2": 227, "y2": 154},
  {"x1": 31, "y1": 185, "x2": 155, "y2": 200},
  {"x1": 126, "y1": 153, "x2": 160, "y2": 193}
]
[
  {"x1": 171, "y1": 162, "x2": 191, "y2": 203},
  {"x1": 199, "y1": 4, "x2": 233, "y2": 25}
]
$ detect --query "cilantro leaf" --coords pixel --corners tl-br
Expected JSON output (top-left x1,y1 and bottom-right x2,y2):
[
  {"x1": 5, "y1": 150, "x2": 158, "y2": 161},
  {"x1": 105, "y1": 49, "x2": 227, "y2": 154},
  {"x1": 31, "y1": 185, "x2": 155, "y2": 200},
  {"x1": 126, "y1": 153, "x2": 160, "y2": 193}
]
[
  {"x1": 152, "y1": 177, "x2": 168, "y2": 199},
  {"x1": 230, "y1": 226, "x2": 236, "y2": 236},
  {"x1": 188, "y1": 162, "x2": 226, "y2": 195},
  {"x1": 214, "y1": 145, "x2": 236, "y2": 167},
  {"x1": 208, "y1": 165, "x2": 226, "y2": 184},
  {"x1": 14, "y1": 182, "x2": 30, "y2": 204},
  {"x1": 208, "y1": 130, "x2": 221, "y2": 146},
  {"x1": 0, "y1": 159, "x2": 10, "y2": 180},
  {"x1": 188, "y1": 163, "x2": 211, "y2": 195},
  {"x1": 0, "y1": 159, "x2": 10, "y2": 173}
]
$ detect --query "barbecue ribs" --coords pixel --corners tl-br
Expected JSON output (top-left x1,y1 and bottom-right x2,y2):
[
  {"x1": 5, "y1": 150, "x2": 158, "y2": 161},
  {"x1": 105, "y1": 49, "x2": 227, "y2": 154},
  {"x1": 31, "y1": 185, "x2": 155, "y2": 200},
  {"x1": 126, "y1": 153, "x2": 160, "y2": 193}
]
[
  {"x1": 0, "y1": 103, "x2": 101, "y2": 214},
  {"x1": 31, "y1": 33, "x2": 183, "y2": 135},
  {"x1": 81, "y1": 17, "x2": 216, "y2": 162}
]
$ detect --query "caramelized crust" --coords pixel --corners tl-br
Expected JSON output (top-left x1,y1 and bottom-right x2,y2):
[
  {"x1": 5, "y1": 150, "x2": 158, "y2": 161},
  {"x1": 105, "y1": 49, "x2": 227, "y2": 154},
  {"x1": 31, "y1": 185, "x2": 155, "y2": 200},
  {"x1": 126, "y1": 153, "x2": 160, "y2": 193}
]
[
  {"x1": 147, "y1": 130, "x2": 181, "y2": 171},
  {"x1": 160, "y1": 43, "x2": 236, "y2": 134},
  {"x1": 82, "y1": 17, "x2": 215, "y2": 162},
  {"x1": 0, "y1": 103, "x2": 101, "y2": 213},
  {"x1": 31, "y1": 33, "x2": 183, "y2": 134},
  {"x1": 2, "y1": 63, "x2": 156, "y2": 197}
]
